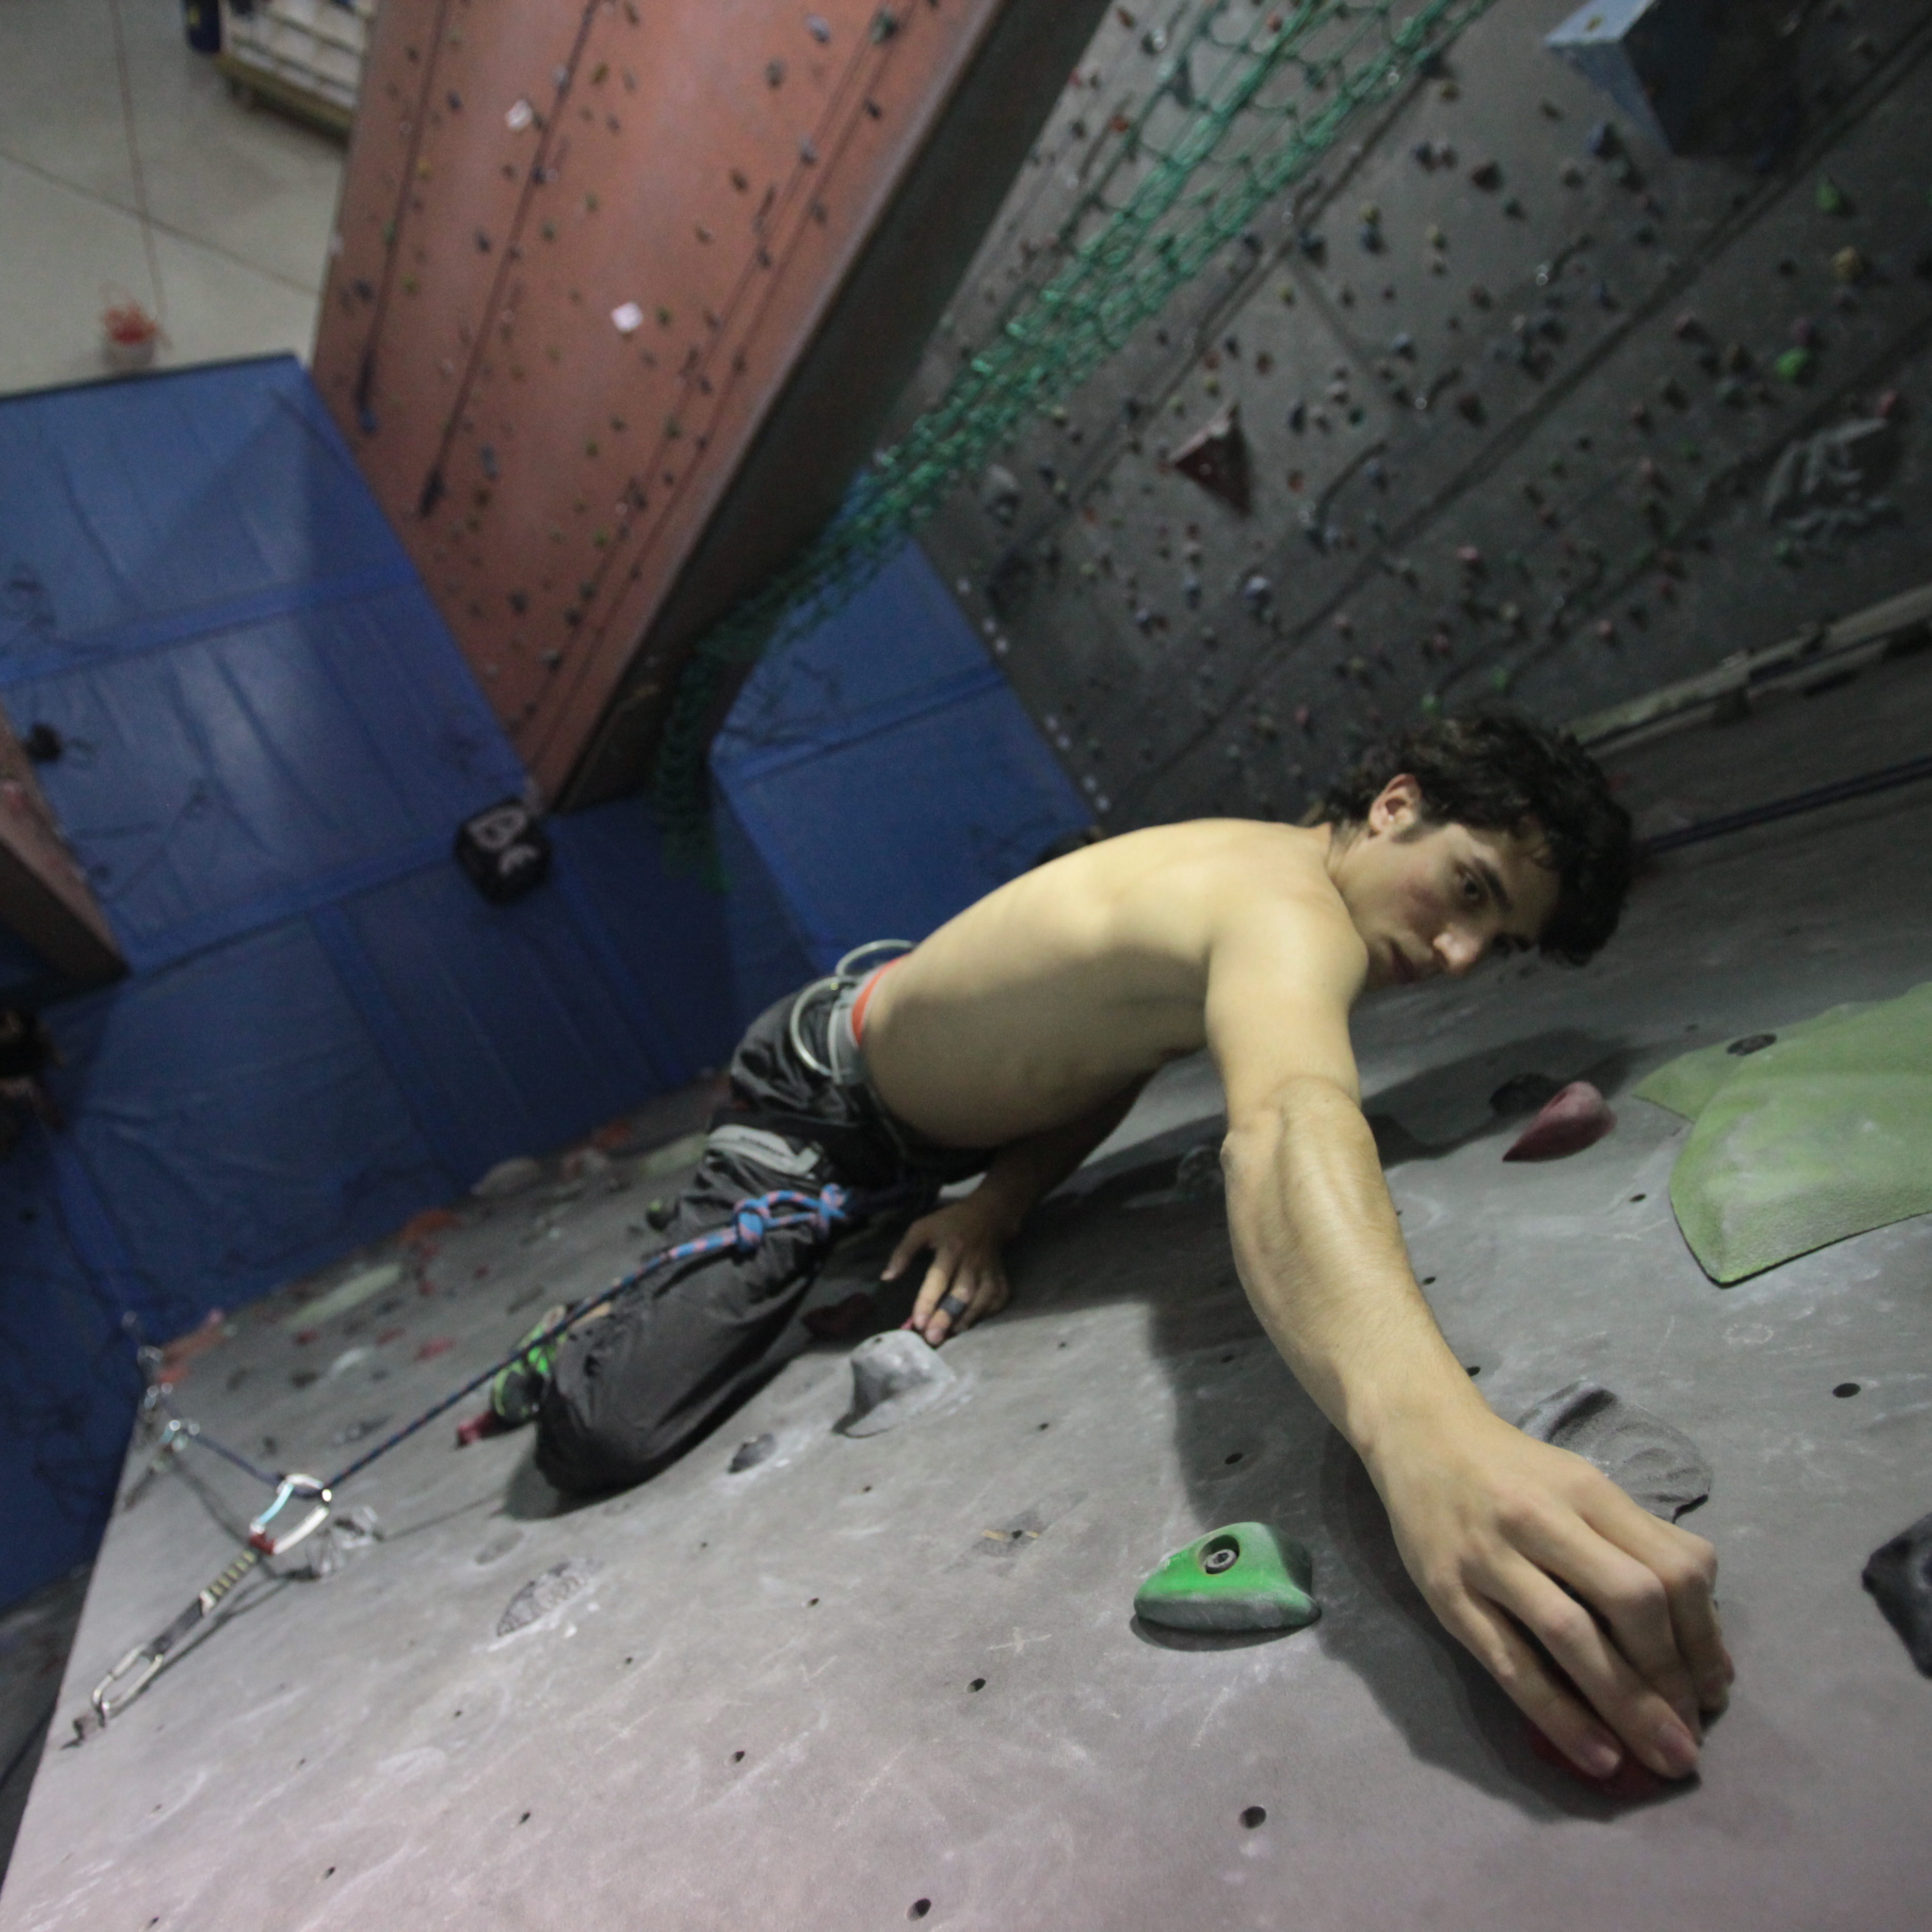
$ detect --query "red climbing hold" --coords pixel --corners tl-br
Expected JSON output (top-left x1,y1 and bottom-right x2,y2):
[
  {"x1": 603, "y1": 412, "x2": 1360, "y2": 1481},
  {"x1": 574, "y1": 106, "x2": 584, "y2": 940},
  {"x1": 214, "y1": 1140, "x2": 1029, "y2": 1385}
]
[
  {"x1": 802, "y1": 1292, "x2": 876, "y2": 1341},
  {"x1": 1171, "y1": 406, "x2": 1252, "y2": 513},
  {"x1": 1526, "y1": 1724, "x2": 1664, "y2": 1800},
  {"x1": 415, "y1": 1336, "x2": 456, "y2": 1362},
  {"x1": 1502, "y1": 1081, "x2": 1616, "y2": 1161}
]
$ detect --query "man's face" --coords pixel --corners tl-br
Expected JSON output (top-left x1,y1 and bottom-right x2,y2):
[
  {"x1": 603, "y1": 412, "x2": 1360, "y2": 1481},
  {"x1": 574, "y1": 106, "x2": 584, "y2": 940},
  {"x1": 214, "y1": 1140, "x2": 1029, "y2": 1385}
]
[{"x1": 1330, "y1": 775, "x2": 1560, "y2": 991}]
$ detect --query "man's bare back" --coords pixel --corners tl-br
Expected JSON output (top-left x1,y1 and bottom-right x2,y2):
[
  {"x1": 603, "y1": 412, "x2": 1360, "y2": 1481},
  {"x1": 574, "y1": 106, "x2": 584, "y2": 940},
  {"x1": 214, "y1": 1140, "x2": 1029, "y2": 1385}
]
[{"x1": 864, "y1": 819, "x2": 1352, "y2": 1148}]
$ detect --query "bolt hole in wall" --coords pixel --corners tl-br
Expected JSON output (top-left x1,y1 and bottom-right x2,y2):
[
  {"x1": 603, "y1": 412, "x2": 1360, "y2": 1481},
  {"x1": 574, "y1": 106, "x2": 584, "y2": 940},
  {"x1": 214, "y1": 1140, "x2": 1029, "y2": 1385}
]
[
  {"x1": 909, "y1": 1901, "x2": 932, "y2": 1921},
  {"x1": 1834, "y1": 1382, "x2": 1861, "y2": 1397},
  {"x1": 1241, "y1": 1806, "x2": 1267, "y2": 1829}
]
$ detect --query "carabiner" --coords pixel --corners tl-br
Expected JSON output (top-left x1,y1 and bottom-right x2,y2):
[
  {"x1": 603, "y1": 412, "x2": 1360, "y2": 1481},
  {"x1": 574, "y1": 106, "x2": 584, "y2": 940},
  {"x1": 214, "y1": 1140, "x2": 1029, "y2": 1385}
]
[
  {"x1": 248, "y1": 1474, "x2": 332, "y2": 1556},
  {"x1": 87, "y1": 1644, "x2": 166, "y2": 1730}
]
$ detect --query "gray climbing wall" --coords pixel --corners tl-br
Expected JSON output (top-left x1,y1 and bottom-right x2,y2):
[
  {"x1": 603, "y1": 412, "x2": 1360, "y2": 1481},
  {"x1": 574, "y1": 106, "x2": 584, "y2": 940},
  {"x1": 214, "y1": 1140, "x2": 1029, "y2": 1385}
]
[
  {"x1": 905, "y1": 0, "x2": 1932, "y2": 823},
  {"x1": 4, "y1": 642, "x2": 1930, "y2": 1928}
]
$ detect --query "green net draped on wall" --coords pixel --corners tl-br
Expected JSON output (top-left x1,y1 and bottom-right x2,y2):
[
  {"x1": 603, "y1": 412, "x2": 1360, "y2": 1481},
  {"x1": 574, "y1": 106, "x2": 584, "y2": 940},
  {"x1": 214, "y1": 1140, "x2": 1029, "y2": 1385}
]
[{"x1": 653, "y1": 0, "x2": 1500, "y2": 860}]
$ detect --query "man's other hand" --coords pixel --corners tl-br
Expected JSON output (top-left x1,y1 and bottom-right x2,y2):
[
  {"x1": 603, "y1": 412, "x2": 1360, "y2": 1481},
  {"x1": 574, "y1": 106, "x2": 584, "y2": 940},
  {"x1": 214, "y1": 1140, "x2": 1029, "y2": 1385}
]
[
  {"x1": 1370, "y1": 1409, "x2": 1732, "y2": 1782},
  {"x1": 883, "y1": 1194, "x2": 1015, "y2": 1345}
]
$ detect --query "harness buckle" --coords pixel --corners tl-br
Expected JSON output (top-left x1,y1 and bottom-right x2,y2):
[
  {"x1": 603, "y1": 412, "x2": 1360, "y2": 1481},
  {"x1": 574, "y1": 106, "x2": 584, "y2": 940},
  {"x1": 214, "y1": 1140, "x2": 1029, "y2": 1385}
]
[{"x1": 248, "y1": 1474, "x2": 332, "y2": 1556}]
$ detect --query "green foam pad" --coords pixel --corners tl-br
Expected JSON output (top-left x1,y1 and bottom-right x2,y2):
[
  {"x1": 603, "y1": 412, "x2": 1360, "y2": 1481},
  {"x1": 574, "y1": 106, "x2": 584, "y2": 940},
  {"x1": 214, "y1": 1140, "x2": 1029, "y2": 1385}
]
[
  {"x1": 1134, "y1": 1522, "x2": 1320, "y2": 1634},
  {"x1": 1635, "y1": 981, "x2": 1932, "y2": 1284}
]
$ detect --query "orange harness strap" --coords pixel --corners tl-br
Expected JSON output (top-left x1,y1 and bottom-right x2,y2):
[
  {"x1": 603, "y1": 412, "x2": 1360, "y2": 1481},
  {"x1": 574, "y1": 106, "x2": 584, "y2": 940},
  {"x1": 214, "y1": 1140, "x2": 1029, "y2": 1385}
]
[{"x1": 849, "y1": 958, "x2": 900, "y2": 1047}]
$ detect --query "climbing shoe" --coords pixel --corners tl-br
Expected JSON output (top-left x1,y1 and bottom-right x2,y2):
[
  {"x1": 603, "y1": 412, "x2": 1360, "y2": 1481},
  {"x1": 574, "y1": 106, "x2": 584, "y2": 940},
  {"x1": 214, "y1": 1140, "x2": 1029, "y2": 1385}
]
[{"x1": 490, "y1": 1305, "x2": 567, "y2": 1427}]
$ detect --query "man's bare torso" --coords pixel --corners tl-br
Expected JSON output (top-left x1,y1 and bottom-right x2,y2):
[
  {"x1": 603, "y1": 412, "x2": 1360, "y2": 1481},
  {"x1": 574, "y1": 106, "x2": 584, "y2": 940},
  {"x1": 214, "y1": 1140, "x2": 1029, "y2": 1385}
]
[{"x1": 862, "y1": 818, "x2": 1354, "y2": 1148}]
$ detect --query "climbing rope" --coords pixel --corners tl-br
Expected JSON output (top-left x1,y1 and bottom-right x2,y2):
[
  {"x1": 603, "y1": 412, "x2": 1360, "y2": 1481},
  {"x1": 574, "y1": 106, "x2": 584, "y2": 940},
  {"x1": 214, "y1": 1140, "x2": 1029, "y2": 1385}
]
[
  {"x1": 75, "y1": 1181, "x2": 907, "y2": 1740},
  {"x1": 651, "y1": 0, "x2": 1501, "y2": 865}
]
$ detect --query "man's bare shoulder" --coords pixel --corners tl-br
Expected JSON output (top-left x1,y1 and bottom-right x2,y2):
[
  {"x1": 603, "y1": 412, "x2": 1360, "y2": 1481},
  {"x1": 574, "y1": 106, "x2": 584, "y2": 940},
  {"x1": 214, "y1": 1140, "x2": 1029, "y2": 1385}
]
[{"x1": 1074, "y1": 817, "x2": 1353, "y2": 933}]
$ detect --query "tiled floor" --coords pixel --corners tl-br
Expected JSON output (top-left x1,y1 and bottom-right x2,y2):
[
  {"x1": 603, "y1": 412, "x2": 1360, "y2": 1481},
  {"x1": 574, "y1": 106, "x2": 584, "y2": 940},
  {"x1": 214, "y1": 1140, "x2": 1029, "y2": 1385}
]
[{"x1": 0, "y1": 0, "x2": 343, "y2": 396}]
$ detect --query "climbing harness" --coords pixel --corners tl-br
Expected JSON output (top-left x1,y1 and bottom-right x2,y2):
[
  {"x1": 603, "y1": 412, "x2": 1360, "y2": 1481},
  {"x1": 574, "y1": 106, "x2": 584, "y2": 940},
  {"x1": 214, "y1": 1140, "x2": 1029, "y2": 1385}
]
[
  {"x1": 75, "y1": 1180, "x2": 907, "y2": 1742},
  {"x1": 786, "y1": 939, "x2": 912, "y2": 1078}
]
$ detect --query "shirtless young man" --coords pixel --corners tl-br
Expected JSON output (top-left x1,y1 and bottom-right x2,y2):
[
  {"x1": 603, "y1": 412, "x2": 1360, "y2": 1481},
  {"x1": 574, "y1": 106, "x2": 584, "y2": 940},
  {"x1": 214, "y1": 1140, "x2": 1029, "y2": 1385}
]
[{"x1": 523, "y1": 713, "x2": 1729, "y2": 1789}]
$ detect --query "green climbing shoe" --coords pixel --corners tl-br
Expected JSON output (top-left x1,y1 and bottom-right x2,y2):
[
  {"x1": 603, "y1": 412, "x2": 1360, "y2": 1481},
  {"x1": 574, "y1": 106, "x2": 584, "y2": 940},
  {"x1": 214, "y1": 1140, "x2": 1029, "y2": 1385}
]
[{"x1": 490, "y1": 1305, "x2": 567, "y2": 1427}]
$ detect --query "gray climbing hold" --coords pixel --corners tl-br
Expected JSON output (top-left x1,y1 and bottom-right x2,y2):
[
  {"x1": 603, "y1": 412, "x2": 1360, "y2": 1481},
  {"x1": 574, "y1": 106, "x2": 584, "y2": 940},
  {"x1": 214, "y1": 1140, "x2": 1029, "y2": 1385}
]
[
  {"x1": 979, "y1": 465, "x2": 1022, "y2": 524},
  {"x1": 1862, "y1": 1510, "x2": 1932, "y2": 1675},
  {"x1": 497, "y1": 1556, "x2": 599, "y2": 1636},
  {"x1": 838, "y1": 1332, "x2": 960, "y2": 1438},
  {"x1": 729, "y1": 1432, "x2": 776, "y2": 1472},
  {"x1": 1516, "y1": 1382, "x2": 1711, "y2": 1521}
]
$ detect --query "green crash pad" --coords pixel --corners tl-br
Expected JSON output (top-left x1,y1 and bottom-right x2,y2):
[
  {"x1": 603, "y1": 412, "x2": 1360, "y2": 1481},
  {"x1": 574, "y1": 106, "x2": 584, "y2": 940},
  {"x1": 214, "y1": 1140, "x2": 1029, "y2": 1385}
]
[
  {"x1": 1134, "y1": 1522, "x2": 1320, "y2": 1633},
  {"x1": 1635, "y1": 981, "x2": 1932, "y2": 1284}
]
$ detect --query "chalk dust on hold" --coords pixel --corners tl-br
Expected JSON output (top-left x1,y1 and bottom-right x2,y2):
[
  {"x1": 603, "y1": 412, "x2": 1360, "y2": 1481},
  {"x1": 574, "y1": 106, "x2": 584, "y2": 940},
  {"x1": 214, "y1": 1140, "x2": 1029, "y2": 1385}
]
[
  {"x1": 497, "y1": 1557, "x2": 599, "y2": 1636},
  {"x1": 1516, "y1": 1382, "x2": 1711, "y2": 1521}
]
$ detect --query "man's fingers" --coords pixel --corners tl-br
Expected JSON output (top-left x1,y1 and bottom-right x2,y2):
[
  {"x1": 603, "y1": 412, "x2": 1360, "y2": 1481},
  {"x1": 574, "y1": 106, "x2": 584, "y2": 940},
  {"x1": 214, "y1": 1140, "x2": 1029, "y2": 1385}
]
[
  {"x1": 910, "y1": 1247, "x2": 960, "y2": 1336},
  {"x1": 882, "y1": 1219, "x2": 937, "y2": 1282},
  {"x1": 1442, "y1": 1592, "x2": 1625, "y2": 1781},
  {"x1": 922, "y1": 1259, "x2": 1010, "y2": 1344},
  {"x1": 1514, "y1": 1510, "x2": 1703, "y2": 1734},
  {"x1": 1582, "y1": 1502, "x2": 1730, "y2": 1714},
  {"x1": 1499, "y1": 1560, "x2": 1702, "y2": 1780}
]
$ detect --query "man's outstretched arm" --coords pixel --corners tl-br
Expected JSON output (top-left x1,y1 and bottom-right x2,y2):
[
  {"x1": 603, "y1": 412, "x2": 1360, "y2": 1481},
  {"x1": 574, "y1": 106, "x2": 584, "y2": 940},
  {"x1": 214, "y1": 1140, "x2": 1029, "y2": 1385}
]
[
  {"x1": 886, "y1": 1085, "x2": 1146, "y2": 1344},
  {"x1": 1208, "y1": 904, "x2": 1730, "y2": 1783}
]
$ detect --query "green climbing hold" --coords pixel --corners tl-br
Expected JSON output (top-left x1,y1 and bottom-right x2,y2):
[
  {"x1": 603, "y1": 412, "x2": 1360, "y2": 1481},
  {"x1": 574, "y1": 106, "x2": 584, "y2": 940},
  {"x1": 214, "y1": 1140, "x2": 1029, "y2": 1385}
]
[
  {"x1": 1775, "y1": 347, "x2": 1813, "y2": 383},
  {"x1": 1816, "y1": 175, "x2": 1845, "y2": 214},
  {"x1": 1134, "y1": 1523, "x2": 1320, "y2": 1634}
]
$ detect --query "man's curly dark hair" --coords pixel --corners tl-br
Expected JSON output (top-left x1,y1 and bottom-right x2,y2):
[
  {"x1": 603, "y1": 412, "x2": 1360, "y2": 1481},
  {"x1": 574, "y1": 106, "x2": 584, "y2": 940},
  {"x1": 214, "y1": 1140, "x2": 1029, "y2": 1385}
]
[{"x1": 1318, "y1": 712, "x2": 1634, "y2": 964}]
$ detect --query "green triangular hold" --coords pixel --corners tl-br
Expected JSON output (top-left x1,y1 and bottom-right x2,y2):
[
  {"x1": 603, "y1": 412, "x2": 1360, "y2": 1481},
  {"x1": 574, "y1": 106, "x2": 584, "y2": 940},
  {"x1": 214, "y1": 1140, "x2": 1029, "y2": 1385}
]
[{"x1": 1134, "y1": 1522, "x2": 1320, "y2": 1634}]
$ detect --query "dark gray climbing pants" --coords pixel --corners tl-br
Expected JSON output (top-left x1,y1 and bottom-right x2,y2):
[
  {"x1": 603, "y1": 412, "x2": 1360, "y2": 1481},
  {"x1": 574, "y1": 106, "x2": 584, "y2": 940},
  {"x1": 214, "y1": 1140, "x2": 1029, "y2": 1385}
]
[{"x1": 533, "y1": 985, "x2": 989, "y2": 1494}]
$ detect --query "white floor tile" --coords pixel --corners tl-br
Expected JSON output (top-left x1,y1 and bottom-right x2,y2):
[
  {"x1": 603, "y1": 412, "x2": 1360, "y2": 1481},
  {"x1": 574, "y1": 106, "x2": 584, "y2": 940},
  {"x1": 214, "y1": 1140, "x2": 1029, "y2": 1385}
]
[
  {"x1": 0, "y1": 153, "x2": 320, "y2": 394},
  {"x1": 0, "y1": 0, "x2": 341, "y2": 396}
]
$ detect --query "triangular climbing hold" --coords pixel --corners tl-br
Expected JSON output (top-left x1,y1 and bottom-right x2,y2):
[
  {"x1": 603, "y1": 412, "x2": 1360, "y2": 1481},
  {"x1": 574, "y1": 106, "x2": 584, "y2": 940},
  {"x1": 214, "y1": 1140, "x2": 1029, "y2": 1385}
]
[
  {"x1": 1502, "y1": 1080, "x2": 1615, "y2": 1161},
  {"x1": 1134, "y1": 1522, "x2": 1319, "y2": 1633},
  {"x1": 1171, "y1": 405, "x2": 1252, "y2": 513}
]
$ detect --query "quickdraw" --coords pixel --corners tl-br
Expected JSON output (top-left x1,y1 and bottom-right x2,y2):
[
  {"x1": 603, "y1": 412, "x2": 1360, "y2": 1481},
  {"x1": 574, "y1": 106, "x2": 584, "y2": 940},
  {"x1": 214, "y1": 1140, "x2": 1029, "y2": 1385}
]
[{"x1": 73, "y1": 1181, "x2": 909, "y2": 1742}]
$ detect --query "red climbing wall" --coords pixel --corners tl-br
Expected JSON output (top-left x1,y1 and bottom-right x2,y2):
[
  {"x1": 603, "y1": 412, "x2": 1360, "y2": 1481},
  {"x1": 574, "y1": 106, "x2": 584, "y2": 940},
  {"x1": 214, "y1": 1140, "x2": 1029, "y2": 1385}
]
[{"x1": 312, "y1": 0, "x2": 1106, "y2": 808}]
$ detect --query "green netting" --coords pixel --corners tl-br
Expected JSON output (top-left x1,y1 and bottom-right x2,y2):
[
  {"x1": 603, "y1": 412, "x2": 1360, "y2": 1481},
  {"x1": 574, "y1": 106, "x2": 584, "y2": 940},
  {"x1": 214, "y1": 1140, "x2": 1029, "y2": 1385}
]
[{"x1": 652, "y1": 0, "x2": 1501, "y2": 864}]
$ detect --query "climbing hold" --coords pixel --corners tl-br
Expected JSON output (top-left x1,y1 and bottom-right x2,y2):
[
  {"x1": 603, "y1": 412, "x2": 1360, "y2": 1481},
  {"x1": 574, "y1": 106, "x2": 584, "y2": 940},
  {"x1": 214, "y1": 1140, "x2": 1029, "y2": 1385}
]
[
  {"x1": 729, "y1": 1432, "x2": 776, "y2": 1472},
  {"x1": 1775, "y1": 347, "x2": 1813, "y2": 384},
  {"x1": 1832, "y1": 246, "x2": 1867, "y2": 284},
  {"x1": 1134, "y1": 1523, "x2": 1319, "y2": 1634},
  {"x1": 497, "y1": 1557, "x2": 598, "y2": 1636},
  {"x1": 838, "y1": 1332, "x2": 960, "y2": 1438},
  {"x1": 1238, "y1": 571, "x2": 1273, "y2": 614},
  {"x1": 1726, "y1": 1032, "x2": 1776, "y2": 1056},
  {"x1": 803, "y1": 1291, "x2": 875, "y2": 1341},
  {"x1": 1171, "y1": 406, "x2": 1251, "y2": 513},
  {"x1": 1502, "y1": 1080, "x2": 1615, "y2": 1161},
  {"x1": 1469, "y1": 159, "x2": 1502, "y2": 190},
  {"x1": 1816, "y1": 175, "x2": 1845, "y2": 214},
  {"x1": 1516, "y1": 1381, "x2": 1711, "y2": 1521},
  {"x1": 979, "y1": 465, "x2": 1022, "y2": 524},
  {"x1": 1862, "y1": 1510, "x2": 1932, "y2": 1675},
  {"x1": 1526, "y1": 1722, "x2": 1663, "y2": 1800}
]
